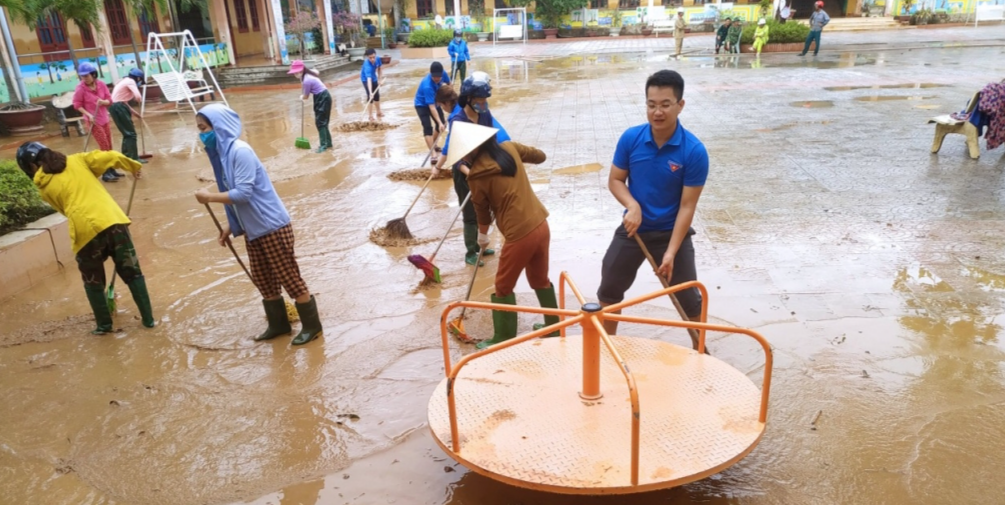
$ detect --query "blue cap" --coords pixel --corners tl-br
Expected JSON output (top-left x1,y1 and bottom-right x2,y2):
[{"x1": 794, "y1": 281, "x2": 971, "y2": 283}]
[{"x1": 77, "y1": 62, "x2": 97, "y2": 76}]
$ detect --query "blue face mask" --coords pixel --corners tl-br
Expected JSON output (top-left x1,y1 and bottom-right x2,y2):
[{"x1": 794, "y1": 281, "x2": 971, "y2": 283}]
[
  {"x1": 199, "y1": 130, "x2": 216, "y2": 149},
  {"x1": 472, "y1": 101, "x2": 489, "y2": 114}
]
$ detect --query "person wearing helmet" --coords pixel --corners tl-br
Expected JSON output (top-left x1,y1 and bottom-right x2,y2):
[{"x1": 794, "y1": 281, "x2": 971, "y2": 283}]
[
  {"x1": 289, "y1": 59, "x2": 333, "y2": 153},
  {"x1": 753, "y1": 18, "x2": 770, "y2": 56},
  {"x1": 715, "y1": 18, "x2": 731, "y2": 54},
  {"x1": 73, "y1": 62, "x2": 118, "y2": 182},
  {"x1": 447, "y1": 29, "x2": 470, "y2": 82},
  {"x1": 193, "y1": 104, "x2": 324, "y2": 346},
  {"x1": 109, "y1": 68, "x2": 146, "y2": 163},
  {"x1": 799, "y1": 1, "x2": 830, "y2": 56},
  {"x1": 361, "y1": 48, "x2": 383, "y2": 121},
  {"x1": 413, "y1": 61, "x2": 451, "y2": 165},
  {"x1": 432, "y1": 71, "x2": 511, "y2": 266},
  {"x1": 16, "y1": 142, "x2": 154, "y2": 334},
  {"x1": 674, "y1": 8, "x2": 686, "y2": 58}
]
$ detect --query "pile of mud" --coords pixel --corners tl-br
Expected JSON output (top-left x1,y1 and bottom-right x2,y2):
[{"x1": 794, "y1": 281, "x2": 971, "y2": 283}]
[
  {"x1": 336, "y1": 121, "x2": 398, "y2": 133},
  {"x1": 369, "y1": 227, "x2": 435, "y2": 248},
  {"x1": 387, "y1": 168, "x2": 452, "y2": 182}
]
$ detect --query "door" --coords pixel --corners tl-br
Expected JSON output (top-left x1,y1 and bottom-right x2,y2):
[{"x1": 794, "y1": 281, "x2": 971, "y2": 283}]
[{"x1": 36, "y1": 12, "x2": 70, "y2": 62}]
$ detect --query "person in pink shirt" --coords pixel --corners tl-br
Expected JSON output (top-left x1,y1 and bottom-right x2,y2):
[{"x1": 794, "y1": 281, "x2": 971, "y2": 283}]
[
  {"x1": 73, "y1": 62, "x2": 118, "y2": 182},
  {"x1": 109, "y1": 69, "x2": 146, "y2": 164}
]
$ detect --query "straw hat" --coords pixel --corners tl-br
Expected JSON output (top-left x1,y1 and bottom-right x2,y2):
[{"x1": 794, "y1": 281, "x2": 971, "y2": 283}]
[{"x1": 442, "y1": 121, "x2": 498, "y2": 168}]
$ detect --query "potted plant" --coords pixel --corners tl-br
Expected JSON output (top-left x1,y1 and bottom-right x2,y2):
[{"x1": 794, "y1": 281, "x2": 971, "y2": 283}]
[
  {"x1": 334, "y1": 11, "x2": 366, "y2": 57},
  {"x1": 469, "y1": 0, "x2": 491, "y2": 41},
  {"x1": 383, "y1": 27, "x2": 397, "y2": 48},
  {"x1": 285, "y1": 10, "x2": 322, "y2": 58},
  {"x1": 533, "y1": 0, "x2": 588, "y2": 38},
  {"x1": 0, "y1": 102, "x2": 46, "y2": 136},
  {"x1": 400, "y1": 27, "x2": 453, "y2": 59},
  {"x1": 609, "y1": 9, "x2": 623, "y2": 36}
]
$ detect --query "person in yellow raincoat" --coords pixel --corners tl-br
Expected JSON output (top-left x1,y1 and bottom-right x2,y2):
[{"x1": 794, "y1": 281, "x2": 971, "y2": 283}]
[
  {"x1": 753, "y1": 18, "x2": 770, "y2": 56},
  {"x1": 16, "y1": 142, "x2": 155, "y2": 334}
]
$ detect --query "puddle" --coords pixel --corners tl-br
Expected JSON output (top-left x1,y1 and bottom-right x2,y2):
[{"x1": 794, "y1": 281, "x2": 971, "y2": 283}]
[
  {"x1": 853, "y1": 95, "x2": 936, "y2": 102},
  {"x1": 790, "y1": 100, "x2": 834, "y2": 108},
  {"x1": 825, "y1": 83, "x2": 948, "y2": 91},
  {"x1": 553, "y1": 163, "x2": 604, "y2": 175}
]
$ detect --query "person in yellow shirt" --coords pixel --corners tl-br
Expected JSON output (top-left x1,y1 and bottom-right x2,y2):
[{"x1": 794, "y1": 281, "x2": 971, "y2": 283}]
[
  {"x1": 16, "y1": 142, "x2": 155, "y2": 334},
  {"x1": 753, "y1": 18, "x2": 770, "y2": 56}
]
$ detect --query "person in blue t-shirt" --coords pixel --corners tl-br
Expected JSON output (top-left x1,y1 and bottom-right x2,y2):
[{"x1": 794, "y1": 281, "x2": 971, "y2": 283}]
[
  {"x1": 413, "y1": 61, "x2": 451, "y2": 165},
  {"x1": 597, "y1": 70, "x2": 709, "y2": 345},
  {"x1": 431, "y1": 72, "x2": 510, "y2": 266},
  {"x1": 447, "y1": 29, "x2": 470, "y2": 82},
  {"x1": 360, "y1": 48, "x2": 383, "y2": 121}
]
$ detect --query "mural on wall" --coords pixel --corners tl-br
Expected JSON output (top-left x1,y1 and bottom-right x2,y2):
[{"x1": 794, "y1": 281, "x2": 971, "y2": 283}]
[
  {"x1": 0, "y1": 42, "x2": 230, "y2": 103},
  {"x1": 897, "y1": 0, "x2": 1000, "y2": 14}
]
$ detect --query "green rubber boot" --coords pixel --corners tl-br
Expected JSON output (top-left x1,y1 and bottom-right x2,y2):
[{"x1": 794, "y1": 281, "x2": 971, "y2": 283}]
[
  {"x1": 84, "y1": 285, "x2": 114, "y2": 335},
  {"x1": 292, "y1": 295, "x2": 323, "y2": 345},
  {"x1": 462, "y1": 223, "x2": 494, "y2": 266},
  {"x1": 532, "y1": 283, "x2": 561, "y2": 337},
  {"x1": 126, "y1": 277, "x2": 156, "y2": 328},
  {"x1": 476, "y1": 293, "x2": 517, "y2": 350},
  {"x1": 255, "y1": 298, "x2": 292, "y2": 341}
]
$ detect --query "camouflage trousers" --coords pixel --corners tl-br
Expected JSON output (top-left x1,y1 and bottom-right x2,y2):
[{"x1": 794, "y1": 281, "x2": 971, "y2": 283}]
[{"x1": 76, "y1": 224, "x2": 143, "y2": 288}]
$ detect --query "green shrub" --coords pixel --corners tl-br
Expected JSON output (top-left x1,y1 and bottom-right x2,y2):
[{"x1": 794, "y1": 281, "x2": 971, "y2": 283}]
[
  {"x1": 740, "y1": 20, "x2": 810, "y2": 44},
  {"x1": 407, "y1": 28, "x2": 454, "y2": 47},
  {"x1": 0, "y1": 160, "x2": 54, "y2": 235}
]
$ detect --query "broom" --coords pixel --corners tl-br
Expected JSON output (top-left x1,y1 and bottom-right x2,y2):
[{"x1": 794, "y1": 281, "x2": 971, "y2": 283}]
[
  {"x1": 106, "y1": 174, "x2": 139, "y2": 312},
  {"x1": 407, "y1": 192, "x2": 470, "y2": 283},
  {"x1": 138, "y1": 117, "x2": 153, "y2": 159},
  {"x1": 295, "y1": 100, "x2": 311, "y2": 149},
  {"x1": 633, "y1": 234, "x2": 703, "y2": 353},
  {"x1": 204, "y1": 204, "x2": 298, "y2": 321},
  {"x1": 383, "y1": 131, "x2": 442, "y2": 240},
  {"x1": 447, "y1": 249, "x2": 483, "y2": 343}
]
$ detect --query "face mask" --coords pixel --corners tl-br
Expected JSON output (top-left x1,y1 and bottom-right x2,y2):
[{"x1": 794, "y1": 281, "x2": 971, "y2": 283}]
[
  {"x1": 472, "y1": 101, "x2": 489, "y2": 114},
  {"x1": 200, "y1": 130, "x2": 216, "y2": 149},
  {"x1": 455, "y1": 37, "x2": 462, "y2": 42}
]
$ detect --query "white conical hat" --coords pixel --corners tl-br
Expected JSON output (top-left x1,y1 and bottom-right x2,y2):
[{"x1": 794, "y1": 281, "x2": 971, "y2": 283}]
[{"x1": 443, "y1": 121, "x2": 498, "y2": 168}]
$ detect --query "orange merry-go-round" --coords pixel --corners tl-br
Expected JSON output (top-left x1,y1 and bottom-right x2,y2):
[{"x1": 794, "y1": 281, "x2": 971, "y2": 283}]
[{"x1": 428, "y1": 272, "x2": 773, "y2": 494}]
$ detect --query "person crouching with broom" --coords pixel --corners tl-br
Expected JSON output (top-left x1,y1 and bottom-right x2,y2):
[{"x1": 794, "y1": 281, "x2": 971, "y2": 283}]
[
  {"x1": 289, "y1": 60, "x2": 333, "y2": 153},
  {"x1": 193, "y1": 104, "x2": 323, "y2": 345},
  {"x1": 442, "y1": 122, "x2": 558, "y2": 350},
  {"x1": 15, "y1": 142, "x2": 155, "y2": 334}
]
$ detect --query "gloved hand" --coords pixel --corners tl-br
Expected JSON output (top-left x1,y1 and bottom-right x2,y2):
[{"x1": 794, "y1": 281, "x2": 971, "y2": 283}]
[{"x1": 477, "y1": 231, "x2": 490, "y2": 250}]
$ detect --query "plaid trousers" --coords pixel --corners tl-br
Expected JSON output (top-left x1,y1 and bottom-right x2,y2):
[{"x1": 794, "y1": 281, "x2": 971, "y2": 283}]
[{"x1": 245, "y1": 224, "x2": 309, "y2": 299}]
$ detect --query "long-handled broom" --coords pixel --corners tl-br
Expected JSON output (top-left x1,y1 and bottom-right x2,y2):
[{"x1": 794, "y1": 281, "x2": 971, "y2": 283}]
[
  {"x1": 106, "y1": 175, "x2": 139, "y2": 312},
  {"x1": 204, "y1": 203, "x2": 298, "y2": 321},
  {"x1": 447, "y1": 249, "x2": 483, "y2": 343},
  {"x1": 295, "y1": 100, "x2": 311, "y2": 149},
  {"x1": 138, "y1": 117, "x2": 154, "y2": 159},
  {"x1": 407, "y1": 192, "x2": 469, "y2": 283},
  {"x1": 633, "y1": 234, "x2": 704, "y2": 352},
  {"x1": 383, "y1": 131, "x2": 442, "y2": 240}
]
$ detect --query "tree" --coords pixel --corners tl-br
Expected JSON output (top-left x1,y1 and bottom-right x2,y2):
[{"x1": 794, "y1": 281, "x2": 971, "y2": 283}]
[
  {"x1": 285, "y1": 10, "x2": 321, "y2": 57},
  {"x1": 533, "y1": 0, "x2": 588, "y2": 29},
  {"x1": 122, "y1": 0, "x2": 168, "y2": 73},
  {"x1": 39, "y1": 61, "x2": 53, "y2": 84}
]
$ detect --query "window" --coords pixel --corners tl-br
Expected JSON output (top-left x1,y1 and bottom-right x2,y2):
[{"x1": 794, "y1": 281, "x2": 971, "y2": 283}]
[
  {"x1": 233, "y1": 0, "x2": 249, "y2": 32},
  {"x1": 445, "y1": 0, "x2": 454, "y2": 16},
  {"x1": 417, "y1": 0, "x2": 434, "y2": 18},
  {"x1": 248, "y1": 0, "x2": 261, "y2": 31},
  {"x1": 104, "y1": 0, "x2": 132, "y2": 45},
  {"x1": 36, "y1": 12, "x2": 69, "y2": 61},
  {"x1": 591, "y1": 0, "x2": 606, "y2": 8},
  {"x1": 79, "y1": 23, "x2": 96, "y2": 48},
  {"x1": 618, "y1": 0, "x2": 639, "y2": 8},
  {"x1": 138, "y1": 7, "x2": 160, "y2": 40}
]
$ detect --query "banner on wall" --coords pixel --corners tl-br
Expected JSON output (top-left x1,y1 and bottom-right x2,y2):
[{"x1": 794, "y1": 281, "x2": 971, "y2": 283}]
[
  {"x1": 323, "y1": 0, "x2": 335, "y2": 53},
  {"x1": 271, "y1": 0, "x2": 289, "y2": 64}
]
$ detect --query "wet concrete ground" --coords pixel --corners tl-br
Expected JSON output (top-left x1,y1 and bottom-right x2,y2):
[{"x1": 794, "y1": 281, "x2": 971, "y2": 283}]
[{"x1": 2, "y1": 43, "x2": 1005, "y2": 504}]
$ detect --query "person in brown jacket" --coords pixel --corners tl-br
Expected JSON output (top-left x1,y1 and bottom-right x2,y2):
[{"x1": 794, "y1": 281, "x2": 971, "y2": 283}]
[{"x1": 441, "y1": 121, "x2": 556, "y2": 349}]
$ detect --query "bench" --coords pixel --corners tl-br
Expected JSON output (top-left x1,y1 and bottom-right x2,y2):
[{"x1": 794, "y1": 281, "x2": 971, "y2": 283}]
[
  {"x1": 975, "y1": 4, "x2": 1004, "y2": 26},
  {"x1": 149, "y1": 70, "x2": 217, "y2": 109},
  {"x1": 928, "y1": 91, "x2": 981, "y2": 159},
  {"x1": 183, "y1": 69, "x2": 217, "y2": 102},
  {"x1": 652, "y1": 17, "x2": 675, "y2": 37}
]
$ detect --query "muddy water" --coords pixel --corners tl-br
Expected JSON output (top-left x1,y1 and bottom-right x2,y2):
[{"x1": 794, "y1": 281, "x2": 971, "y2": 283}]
[{"x1": 4, "y1": 47, "x2": 1005, "y2": 505}]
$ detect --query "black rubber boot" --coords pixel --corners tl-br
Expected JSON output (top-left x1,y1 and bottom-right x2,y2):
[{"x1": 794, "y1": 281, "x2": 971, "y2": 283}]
[
  {"x1": 532, "y1": 283, "x2": 561, "y2": 337},
  {"x1": 126, "y1": 277, "x2": 156, "y2": 328},
  {"x1": 84, "y1": 285, "x2": 114, "y2": 334},
  {"x1": 476, "y1": 293, "x2": 518, "y2": 350},
  {"x1": 255, "y1": 298, "x2": 292, "y2": 341},
  {"x1": 292, "y1": 295, "x2": 323, "y2": 345}
]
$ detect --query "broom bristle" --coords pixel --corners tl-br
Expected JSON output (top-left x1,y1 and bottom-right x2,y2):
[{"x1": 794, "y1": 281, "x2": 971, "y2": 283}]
[
  {"x1": 385, "y1": 218, "x2": 413, "y2": 239},
  {"x1": 295, "y1": 137, "x2": 311, "y2": 149},
  {"x1": 407, "y1": 254, "x2": 441, "y2": 283}
]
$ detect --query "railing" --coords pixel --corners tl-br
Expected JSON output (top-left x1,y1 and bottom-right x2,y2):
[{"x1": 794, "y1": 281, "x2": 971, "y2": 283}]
[{"x1": 438, "y1": 273, "x2": 774, "y2": 488}]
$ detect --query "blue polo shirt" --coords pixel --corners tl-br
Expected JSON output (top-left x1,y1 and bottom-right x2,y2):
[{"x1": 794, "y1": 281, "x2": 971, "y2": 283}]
[
  {"x1": 612, "y1": 121, "x2": 708, "y2": 233},
  {"x1": 360, "y1": 57, "x2": 381, "y2": 84},
  {"x1": 442, "y1": 104, "x2": 510, "y2": 156},
  {"x1": 413, "y1": 73, "x2": 451, "y2": 107}
]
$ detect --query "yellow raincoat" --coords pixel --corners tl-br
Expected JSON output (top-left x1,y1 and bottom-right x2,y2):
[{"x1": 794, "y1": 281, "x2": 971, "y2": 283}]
[
  {"x1": 753, "y1": 24, "x2": 770, "y2": 54},
  {"x1": 32, "y1": 150, "x2": 142, "y2": 253}
]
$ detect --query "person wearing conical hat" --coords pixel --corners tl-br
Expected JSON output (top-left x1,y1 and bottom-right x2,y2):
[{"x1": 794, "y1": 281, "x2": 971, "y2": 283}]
[{"x1": 442, "y1": 121, "x2": 555, "y2": 350}]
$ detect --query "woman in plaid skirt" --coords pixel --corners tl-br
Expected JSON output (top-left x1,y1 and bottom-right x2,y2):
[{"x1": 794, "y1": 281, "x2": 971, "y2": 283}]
[{"x1": 194, "y1": 104, "x2": 323, "y2": 345}]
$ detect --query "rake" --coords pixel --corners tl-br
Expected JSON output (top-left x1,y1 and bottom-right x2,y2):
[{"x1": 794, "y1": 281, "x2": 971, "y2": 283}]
[{"x1": 407, "y1": 192, "x2": 470, "y2": 283}]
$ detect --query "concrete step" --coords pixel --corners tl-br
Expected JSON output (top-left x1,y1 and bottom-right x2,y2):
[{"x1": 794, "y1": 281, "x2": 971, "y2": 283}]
[
  {"x1": 822, "y1": 17, "x2": 904, "y2": 31},
  {"x1": 218, "y1": 55, "x2": 355, "y2": 88}
]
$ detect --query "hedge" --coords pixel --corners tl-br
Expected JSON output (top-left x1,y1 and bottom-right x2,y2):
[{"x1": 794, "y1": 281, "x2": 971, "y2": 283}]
[
  {"x1": 740, "y1": 20, "x2": 810, "y2": 45},
  {"x1": 0, "y1": 160, "x2": 54, "y2": 235},
  {"x1": 407, "y1": 28, "x2": 454, "y2": 48}
]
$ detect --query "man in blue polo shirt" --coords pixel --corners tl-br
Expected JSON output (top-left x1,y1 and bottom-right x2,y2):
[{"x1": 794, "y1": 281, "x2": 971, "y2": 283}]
[
  {"x1": 361, "y1": 48, "x2": 383, "y2": 121},
  {"x1": 414, "y1": 61, "x2": 451, "y2": 165},
  {"x1": 597, "y1": 70, "x2": 708, "y2": 342}
]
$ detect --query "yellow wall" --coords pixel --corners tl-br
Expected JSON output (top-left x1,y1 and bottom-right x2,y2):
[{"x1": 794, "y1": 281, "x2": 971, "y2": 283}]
[
  {"x1": 8, "y1": 6, "x2": 171, "y2": 62},
  {"x1": 226, "y1": 0, "x2": 266, "y2": 57}
]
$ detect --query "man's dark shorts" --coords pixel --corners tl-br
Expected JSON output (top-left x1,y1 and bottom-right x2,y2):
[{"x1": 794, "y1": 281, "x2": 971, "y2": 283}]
[
  {"x1": 597, "y1": 224, "x2": 702, "y2": 318},
  {"x1": 415, "y1": 105, "x2": 446, "y2": 137}
]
